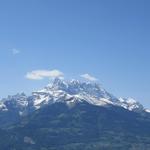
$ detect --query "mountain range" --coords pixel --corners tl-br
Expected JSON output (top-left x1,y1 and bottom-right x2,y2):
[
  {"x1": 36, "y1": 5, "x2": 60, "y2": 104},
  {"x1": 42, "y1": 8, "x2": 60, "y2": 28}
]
[{"x1": 0, "y1": 78, "x2": 150, "y2": 150}]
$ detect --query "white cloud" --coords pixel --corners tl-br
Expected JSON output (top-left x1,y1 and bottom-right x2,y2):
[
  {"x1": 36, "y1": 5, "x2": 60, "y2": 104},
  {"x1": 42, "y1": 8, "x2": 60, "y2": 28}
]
[
  {"x1": 80, "y1": 74, "x2": 97, "y2": 81},
  {"x1": 26, "y1": 69, "x2": 64, "y2": 80},
  {"x1": 12, "y1": 48, "x2": 20, "y2": 55}
]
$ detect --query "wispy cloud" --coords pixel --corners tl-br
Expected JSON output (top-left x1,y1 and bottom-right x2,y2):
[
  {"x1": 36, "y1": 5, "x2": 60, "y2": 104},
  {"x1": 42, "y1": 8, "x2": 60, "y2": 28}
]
[
  {"x1": 26, "y1": 69, "x2": 64, "y2": 80},
  {"x1": 12, "y1": 48, "x2": 20, "y2": 55},
  {"x1": 80, "y1": 74, "x2": 98, "y2": 81}
]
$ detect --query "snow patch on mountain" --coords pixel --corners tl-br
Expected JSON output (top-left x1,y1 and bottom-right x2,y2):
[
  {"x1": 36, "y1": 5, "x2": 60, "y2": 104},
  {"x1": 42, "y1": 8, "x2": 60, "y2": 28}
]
[
  {"x1": 30, "y1": 78, "x2": 118, "y2": 108},
  {"x1": 30, "y1": 78, "x2": 146, "y2": 113},
  {"x1": 118, "y1": 97, "x2": 144, "y2": 112},
  {"x1": 0, "y1": 78, "x2": 149, "y2": 114},
  {"x1": 145, "y1": 109, "x2": 150, "y2": 113},
  {"x1": 0, "y1": 102, "x2": 8, "y2": 111}
]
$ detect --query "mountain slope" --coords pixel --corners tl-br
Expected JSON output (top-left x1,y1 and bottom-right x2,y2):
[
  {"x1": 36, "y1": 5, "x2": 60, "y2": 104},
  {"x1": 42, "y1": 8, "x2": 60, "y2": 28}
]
[{"x1": 2, "y1": 102, "x2": 150, "y2": 150}]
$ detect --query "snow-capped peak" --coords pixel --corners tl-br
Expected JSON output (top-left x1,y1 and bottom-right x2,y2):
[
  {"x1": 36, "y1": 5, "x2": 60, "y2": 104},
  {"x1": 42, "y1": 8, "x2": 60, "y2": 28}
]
[
  {"x1": 35, "y1": 78, "x2": 115, "y2": 100},
  {"x1": 126, "y1": 98, "x2": 137, "y2": 104},
  {"x1": 145, "y1": 109, "x2": 150, "y2": 113},
  {"x1": 0, "y1": 78, "x2": 149, "y2": 114},
  {"x1": 31, "y1": 79, "x2": 146, "y2": 112},
  {"x1": 31, "y1": 78, "x2": 119, "y2": 109}
]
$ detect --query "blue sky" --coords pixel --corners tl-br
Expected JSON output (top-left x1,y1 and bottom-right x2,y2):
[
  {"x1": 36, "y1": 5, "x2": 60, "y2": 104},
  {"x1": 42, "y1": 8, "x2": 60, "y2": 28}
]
[{"x1": 0, "y1": 0, "x2": 150, "y2": 107}]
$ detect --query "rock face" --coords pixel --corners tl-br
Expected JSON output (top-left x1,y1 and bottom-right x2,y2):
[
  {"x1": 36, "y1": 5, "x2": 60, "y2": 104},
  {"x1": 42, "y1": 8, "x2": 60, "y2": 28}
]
[
  {"x1": 0, "y1": 79, "x2": 147, "y2": 114},
  {"x1": 0, "y1": 78, "x2": 150, "y2": 150}
]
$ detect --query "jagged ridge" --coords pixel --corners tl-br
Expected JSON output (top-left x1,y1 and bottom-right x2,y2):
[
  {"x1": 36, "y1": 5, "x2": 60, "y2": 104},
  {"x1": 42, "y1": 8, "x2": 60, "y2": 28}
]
[{"x1": 0, "y1": 78, "x2": 148, "y2": 116}]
